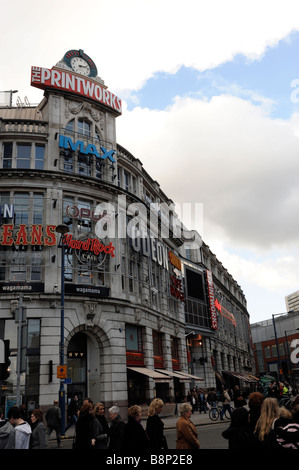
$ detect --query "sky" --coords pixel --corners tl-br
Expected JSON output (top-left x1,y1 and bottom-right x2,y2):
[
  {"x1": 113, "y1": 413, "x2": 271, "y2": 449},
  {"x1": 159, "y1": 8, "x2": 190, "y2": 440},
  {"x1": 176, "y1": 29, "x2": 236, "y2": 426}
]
[{"x1": 1, "y1": 0, "x2": 299, "y2": 324}]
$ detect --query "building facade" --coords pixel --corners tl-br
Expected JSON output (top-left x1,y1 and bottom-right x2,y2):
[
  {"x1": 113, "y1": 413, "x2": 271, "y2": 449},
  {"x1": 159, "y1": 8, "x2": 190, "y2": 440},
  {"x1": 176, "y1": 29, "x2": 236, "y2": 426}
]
[
  {"x1": 285, "y1": 290, "x2": 299, "y2": 313},
  {"x1": 179, "y1": 240, "x2": 256, "y2": 394},
  {"x1": 0, "y1": 50, "x2": 255, "y2": 418},
  {"x1": 251, "y1": 311, "x2": 299, "y2": 390}
]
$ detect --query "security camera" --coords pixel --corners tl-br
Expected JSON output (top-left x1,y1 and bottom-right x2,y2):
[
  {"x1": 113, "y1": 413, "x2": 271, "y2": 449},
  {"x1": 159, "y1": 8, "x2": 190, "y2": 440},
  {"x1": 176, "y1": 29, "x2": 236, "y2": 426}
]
[{"x1": 54, "y1": 284, "x2": 58, "y2": 288}]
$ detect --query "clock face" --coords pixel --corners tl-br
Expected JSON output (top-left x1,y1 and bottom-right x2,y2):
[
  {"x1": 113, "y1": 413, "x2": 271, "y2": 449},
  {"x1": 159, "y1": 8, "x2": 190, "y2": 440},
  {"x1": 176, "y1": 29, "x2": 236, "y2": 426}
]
[
  {"x1": 62, "y1": 50, "x2": 98, "y2": 78},
  {"x1": 71, "y1": 57, "x2": 91, "y2": 76}
]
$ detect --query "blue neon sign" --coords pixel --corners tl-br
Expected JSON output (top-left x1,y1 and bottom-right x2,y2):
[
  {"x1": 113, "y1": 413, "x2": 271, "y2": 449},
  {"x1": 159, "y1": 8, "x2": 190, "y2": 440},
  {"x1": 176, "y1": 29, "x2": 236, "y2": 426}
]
[{"x1": 59, "y1": 135, "x2": 116, "y2": 162}]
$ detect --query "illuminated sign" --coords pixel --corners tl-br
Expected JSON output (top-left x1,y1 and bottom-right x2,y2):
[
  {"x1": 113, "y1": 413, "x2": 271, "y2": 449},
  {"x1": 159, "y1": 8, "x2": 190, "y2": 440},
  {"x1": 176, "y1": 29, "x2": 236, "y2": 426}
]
[
  {"x1": 65, "y1": 204, "x2": 110, "y2": 222},
  {"x1": 59, "y1": 135, "x2": 116, "y2": 162},
  {"x1": 169, "y1": 251, "x2": 184, "y2": 302},
  {"x1": 63, "y1": 233, "x2": 115, "y2": 258},
  {"x1": 31, "y1": 67, "x2": 122, "y2": 115},
  {"x1": 206, "y1": 270, "x2": 218, "y2": 330},
  {"x1": 0, "y1": 224, "x2": 56, "y2": 246},
  {"x1": 215, "y1": 298, "x2": 236, "y2": 327}
]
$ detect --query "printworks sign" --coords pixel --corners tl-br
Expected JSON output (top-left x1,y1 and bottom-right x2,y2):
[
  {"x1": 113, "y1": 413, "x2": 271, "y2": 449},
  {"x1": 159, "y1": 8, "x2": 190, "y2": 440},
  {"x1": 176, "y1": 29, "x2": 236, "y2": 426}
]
[{"x1": 31, "y1": 67, "x2": 122, "y2": 115}]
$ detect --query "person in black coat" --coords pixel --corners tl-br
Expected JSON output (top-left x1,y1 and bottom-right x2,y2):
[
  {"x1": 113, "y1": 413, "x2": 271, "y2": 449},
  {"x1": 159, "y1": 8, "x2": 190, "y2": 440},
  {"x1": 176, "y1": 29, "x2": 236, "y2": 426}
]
[
  {"x1": 108, "y1": 405, "x2": 125, "y2": 451},
  {"x1": 123, "y1": 405, "x2": 150, "y2": 452},
  {"x1": 94, "y1": 402, "x2": 109, "y2": 435},
  {"x1": 73, "y1": 403, "x2": 94, "y2": 449},
  {"x1": 222, "y1": 407, "x2": 251, "y2": 449},
  {"x1": 146, "y1": 398, "x2": 167, "y2": 450}
]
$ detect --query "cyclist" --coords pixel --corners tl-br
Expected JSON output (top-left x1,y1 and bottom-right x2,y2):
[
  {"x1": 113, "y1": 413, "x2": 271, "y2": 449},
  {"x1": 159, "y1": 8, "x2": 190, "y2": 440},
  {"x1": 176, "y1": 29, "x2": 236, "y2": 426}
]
[{"x1": 220, "y1": 387, "x2": 232, "y2": 420}]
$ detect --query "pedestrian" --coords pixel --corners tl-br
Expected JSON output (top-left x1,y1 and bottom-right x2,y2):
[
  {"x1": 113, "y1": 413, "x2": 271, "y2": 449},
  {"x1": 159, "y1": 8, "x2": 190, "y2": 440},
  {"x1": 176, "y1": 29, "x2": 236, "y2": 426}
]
[
  {"x1": 30, "y1": 409, "x2": 46, "y2": 449},
  {"x1": 222, "y1": 407, "x2": 250, "y2": 449},
  {"x1": 94, "y1": 402, "x2": 109, "y2": 435},
  {"x1": 176, "y1": 402, "x2": 200, "y2": 449},
  {"x1": 73, "y1": 402, "x2": 94, "y2": 449},
  {"x1": 248, "y1": 392, "x2": 264, "y2": 434},
  {"x1": 19, "y1": 404, "x2": 28, "y2": 422},
  {"x1": 0, "y1": 407, "x2": 15, "y2": 449},
  {"x1": 108, "y1": 405, "x2": 125, "y2": 451},
  {"x1": 198, "y1": 389, "x2": 207, "y2": 414},
  {"x1": 233, "y1": 385, "x2": 241, "y2": 407},
  {"x1": 65, "y1": 395, "x2": 79, "y2": 433},
  {"x1": 146, "y1": 398, "x2": 167, "y2": 450},
  {"x1": 91, "y1": 405, "x2": 108, "y2": 449},
  {"x1": 220, "y1": 387, "x2": 232, "y2": 420},
  {"x1": 123, "y1": 405, "x2": 150, "y2": 452},
  {"x1": 45, "y1": 399, "x2": 62, "y2": 448},
  {"x1": 206, "y1": 388, "x2": 218, "y2": 419},
  {"x1": 276, "y1": 404, "x2": 299, "y2": 450},
  {"x1": 254, "y1": 397, "x2": 280, "y2": 448},
  {"x1": 7, "y1": 406, "x2": 32, "y2": 449},
  {"x1": 273, "y1": 406, "x2": 292, "y2": 429}
]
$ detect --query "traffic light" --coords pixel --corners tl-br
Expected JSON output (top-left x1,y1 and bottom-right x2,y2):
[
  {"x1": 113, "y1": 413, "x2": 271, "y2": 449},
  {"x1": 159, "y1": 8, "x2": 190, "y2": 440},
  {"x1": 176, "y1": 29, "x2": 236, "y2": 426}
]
[{"x1": 0, "y1": 340, "x2": 11, "y2": 381}]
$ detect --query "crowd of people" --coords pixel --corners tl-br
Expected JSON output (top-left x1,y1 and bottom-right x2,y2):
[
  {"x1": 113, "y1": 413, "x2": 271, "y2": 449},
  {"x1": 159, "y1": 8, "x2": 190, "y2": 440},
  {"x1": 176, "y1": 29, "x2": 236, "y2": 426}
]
[
  {"x1": 0, "y1": 382, "x2": 298, "y2": 450},
  {"x1": 220, "y1": 385, "x2": 299, "y2": 450},
  {"x1": 0, "y1": 397, "x2": 169, "y2": 451}
]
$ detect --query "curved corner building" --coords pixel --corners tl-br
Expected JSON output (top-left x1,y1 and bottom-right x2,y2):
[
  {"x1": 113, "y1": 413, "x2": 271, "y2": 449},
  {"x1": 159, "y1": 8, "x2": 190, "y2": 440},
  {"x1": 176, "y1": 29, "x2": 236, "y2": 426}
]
[{"x1": 0, "y1": 50, "x2": 255, "y2": 417}]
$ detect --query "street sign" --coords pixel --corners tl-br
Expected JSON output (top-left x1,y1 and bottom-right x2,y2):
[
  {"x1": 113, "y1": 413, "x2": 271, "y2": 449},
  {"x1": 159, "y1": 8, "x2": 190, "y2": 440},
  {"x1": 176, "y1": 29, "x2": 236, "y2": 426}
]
[
  {"x1": 64, "y1": 378, "x2": 72, "y2": 384},
  {"x1": 57, "y1": 365, "x2": 67, "y2": 379}
]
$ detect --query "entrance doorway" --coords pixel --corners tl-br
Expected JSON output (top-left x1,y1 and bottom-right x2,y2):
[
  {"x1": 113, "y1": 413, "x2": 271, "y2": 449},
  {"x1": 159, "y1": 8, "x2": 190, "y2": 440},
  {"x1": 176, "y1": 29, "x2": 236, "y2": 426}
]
[{"x1": 67, "y1": 332, "x2": 87, "y2": 408}]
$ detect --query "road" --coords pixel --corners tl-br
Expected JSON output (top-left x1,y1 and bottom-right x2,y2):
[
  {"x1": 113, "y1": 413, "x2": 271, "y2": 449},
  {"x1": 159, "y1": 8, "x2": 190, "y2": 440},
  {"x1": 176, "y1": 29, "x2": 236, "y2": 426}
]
[{"x1": 46, "y1": 422, "x2": 229, "y2": 450}]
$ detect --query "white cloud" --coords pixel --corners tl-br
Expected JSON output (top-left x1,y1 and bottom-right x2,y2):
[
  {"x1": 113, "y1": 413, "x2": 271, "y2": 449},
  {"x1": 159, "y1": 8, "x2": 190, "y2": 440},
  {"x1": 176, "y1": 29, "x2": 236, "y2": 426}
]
[
  {"x1": 2, "y1": 0, "x2": 299, "y2": 103},
  {"x1": 116, "y1": 93, "x2": 299, "y2": 322}
]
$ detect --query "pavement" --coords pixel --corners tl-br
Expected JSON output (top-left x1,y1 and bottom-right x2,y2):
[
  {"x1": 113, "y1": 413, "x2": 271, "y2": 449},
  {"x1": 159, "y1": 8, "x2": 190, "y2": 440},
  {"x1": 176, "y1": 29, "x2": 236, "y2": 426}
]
[{"x1": 58, "y1": 410, "x2": 224, "y2": 441}]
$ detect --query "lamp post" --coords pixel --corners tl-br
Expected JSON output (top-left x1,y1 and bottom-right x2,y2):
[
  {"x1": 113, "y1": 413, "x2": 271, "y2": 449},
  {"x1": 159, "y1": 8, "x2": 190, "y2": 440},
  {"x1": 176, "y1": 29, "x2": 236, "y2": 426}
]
[
  {"x1": 272, "y1": 311, "x2": 294, "y2": 381},
  {"x1": 55, "y1": 223, "x2": 70, "y2": 436},
  {"x1": 272, "y1": 314, "x2": 282, "y2": 380}
]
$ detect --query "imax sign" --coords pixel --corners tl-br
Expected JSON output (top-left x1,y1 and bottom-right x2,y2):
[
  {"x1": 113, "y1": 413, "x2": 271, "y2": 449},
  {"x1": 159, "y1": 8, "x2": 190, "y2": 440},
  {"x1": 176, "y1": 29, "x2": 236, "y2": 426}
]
[{"x1": 59, "y1": 135, "x2": 116, "y2": 162}]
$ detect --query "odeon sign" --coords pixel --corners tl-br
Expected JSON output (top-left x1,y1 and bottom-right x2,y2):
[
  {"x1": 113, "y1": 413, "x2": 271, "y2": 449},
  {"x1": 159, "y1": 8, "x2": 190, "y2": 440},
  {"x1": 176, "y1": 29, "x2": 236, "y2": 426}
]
[{"x1": 59, "y1": 135, "x2": 116, "y2": 162}]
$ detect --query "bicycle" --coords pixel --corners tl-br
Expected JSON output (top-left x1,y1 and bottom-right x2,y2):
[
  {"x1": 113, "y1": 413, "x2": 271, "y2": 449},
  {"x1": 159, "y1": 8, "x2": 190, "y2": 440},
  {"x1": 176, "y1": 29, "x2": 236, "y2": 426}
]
[{"x1": 208, "y1": 402, "x2": 234, "y2": 421}]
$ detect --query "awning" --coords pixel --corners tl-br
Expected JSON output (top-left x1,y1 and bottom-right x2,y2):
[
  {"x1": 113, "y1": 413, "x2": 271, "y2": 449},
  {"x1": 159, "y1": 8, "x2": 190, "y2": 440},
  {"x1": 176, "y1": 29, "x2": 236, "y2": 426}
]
[
  {"x1": 260, "y1": 374, "x2": 277, "y2": 383},
  {"x1": 172, "y1": 371, "x2": 204, "y2": 382},
  {"x1": 155, "y1": 369, "x2": 191, "y2": 383},
  {"x1": 223, "y1": 371, "x2": 257, "y2": 383},
  {"x1": 127, "y1": 366, "x2": 171, "y2": 382},
  {"x1": 214, "y1": 369, "x2": 226, "y2": 385}
]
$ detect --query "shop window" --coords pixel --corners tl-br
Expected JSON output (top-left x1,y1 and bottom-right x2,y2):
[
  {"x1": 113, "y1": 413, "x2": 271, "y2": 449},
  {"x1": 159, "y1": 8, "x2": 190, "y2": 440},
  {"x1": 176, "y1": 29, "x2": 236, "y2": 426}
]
[
  {"x1": 153, "y1": 331, "x2": 164, "y2": 369},
  {"x1": 171, "y1": 337, "x2": 180, "y2": 370},
  {"x1": 126, "y1": 325, "x2": 144, "y2": 366}
]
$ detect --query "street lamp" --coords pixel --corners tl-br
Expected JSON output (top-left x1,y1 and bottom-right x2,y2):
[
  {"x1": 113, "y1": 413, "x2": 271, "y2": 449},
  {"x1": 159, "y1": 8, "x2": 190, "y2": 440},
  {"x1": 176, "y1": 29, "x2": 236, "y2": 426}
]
[
  {"x1": 55, "y1": 223, "x2": 70, "y2": 436},
  {"x1": 272, "y1": 311, "x2": 294, "y2": 380}
]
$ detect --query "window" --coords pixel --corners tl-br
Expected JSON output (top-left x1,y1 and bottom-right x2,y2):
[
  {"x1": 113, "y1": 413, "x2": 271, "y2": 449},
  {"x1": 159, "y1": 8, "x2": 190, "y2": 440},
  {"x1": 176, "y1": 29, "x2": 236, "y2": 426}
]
[
  {"x1": 124, "y1": 171, "x2": 130, "y2": 191},
  {"x1": 3, "y1": 143, "x2": 12, "y2": 168},
  {"x1": 78, "y1": 119, "x2": 91, "y2": 137},
  {"x1": 14, "y1": 193, "x2": 29, "y2": 225},
  {"x1": 35, "y1": 145, "x2": 45, "y2": 170},
  {"x1": 171, "y1": 337, "x2": 180, "y2": 370},
  {"x1": 16, "y1": 144, "x2": 31, "y2": 169}
]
